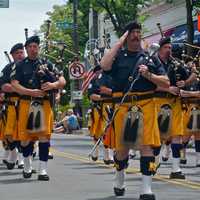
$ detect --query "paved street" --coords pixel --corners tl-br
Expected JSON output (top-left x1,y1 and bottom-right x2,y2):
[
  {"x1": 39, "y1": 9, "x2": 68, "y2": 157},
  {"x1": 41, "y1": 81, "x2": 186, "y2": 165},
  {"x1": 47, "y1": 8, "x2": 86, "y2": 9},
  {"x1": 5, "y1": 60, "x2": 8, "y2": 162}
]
[{"x1": 0, "y1": 133, "x2": 200, "y2": 200}]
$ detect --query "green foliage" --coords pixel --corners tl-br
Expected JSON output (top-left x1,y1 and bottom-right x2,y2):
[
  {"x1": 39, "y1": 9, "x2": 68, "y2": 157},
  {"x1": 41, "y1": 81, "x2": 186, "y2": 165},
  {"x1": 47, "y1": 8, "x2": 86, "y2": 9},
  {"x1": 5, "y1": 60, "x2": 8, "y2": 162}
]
[
  {"x1": 82, "y1": 93, "x2": 90, "y2": 108},
  {"x1": 39, "y1": 0, "x2": 153, "y2": 108},
  {"x1": 193, "y1": 0, "x2": 200, "y2": 8},
  {"x1": 39, "y1": 2, "x2": 89, "y2": 106},
  {"x1": 70, "y1": 0, "x2": 152, "y2": 36}
]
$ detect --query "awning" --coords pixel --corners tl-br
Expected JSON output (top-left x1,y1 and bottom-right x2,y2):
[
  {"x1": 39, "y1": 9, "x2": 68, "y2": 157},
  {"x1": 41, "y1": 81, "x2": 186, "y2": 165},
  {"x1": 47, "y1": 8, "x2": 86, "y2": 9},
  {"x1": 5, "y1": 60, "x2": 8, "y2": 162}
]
[
  {"x1": 143, "y1": 20, "x2": 200, "y2": 47},
  {"x1": 165, "y1": 20, "x2": 200, "y2": 44}
]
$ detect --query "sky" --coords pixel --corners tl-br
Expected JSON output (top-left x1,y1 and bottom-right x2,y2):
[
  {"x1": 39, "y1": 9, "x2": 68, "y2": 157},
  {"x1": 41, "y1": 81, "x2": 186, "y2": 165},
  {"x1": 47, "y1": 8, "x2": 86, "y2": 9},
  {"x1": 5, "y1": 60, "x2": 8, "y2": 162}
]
[{"x1": 0, "y1": 0, "x2": 66, "y2": 70}]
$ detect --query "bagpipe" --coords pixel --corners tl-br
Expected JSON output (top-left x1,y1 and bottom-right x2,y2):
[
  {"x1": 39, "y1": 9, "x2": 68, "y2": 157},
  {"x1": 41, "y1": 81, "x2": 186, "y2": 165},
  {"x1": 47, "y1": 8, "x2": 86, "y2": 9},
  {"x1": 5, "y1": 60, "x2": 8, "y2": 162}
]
[
  {"x1": 88, "y1": 43, "x2": 160, "y2": 157},
  {"x1": 26, "y1": 59, "x2": 58, "y2": 133},
  {"x1": 4, "y1": 51, "x2": 12, "y2": 64},
  {"x1": 157, "y1": 23, "x2": 187, "y2": 82}
]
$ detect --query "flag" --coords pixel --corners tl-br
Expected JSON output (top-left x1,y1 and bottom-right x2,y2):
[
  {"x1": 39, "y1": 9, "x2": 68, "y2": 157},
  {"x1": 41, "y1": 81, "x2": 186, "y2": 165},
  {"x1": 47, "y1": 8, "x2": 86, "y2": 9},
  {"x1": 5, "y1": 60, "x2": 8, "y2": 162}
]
[
  {"x1": 81, "y1": 65, "x2": 101, "y2": 94},
  {"x1": 198, "y1": 13, "x2": 200, "y2": 32}
]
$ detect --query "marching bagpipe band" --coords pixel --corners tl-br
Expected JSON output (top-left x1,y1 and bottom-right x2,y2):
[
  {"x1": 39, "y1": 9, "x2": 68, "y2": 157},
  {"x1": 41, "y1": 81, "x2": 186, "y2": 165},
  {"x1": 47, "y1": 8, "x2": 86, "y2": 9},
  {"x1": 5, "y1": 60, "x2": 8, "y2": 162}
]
[
  {"x1": 157, "y1": 23, "x2": 200, "y2": 134},
  {"x1": 88, "y1": 21, "x2": 200, "y2": 156},
  {"x1": 88, "y1": 41, "x2": 161, "y2": 157}
]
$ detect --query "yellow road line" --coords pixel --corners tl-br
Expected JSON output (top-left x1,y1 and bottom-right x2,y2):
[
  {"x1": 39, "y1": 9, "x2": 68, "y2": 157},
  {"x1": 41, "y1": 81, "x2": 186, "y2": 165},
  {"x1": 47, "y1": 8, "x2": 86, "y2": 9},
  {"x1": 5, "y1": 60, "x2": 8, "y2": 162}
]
[{"x1": 51, "y1": 148, "x2": 200, "y2": 190}]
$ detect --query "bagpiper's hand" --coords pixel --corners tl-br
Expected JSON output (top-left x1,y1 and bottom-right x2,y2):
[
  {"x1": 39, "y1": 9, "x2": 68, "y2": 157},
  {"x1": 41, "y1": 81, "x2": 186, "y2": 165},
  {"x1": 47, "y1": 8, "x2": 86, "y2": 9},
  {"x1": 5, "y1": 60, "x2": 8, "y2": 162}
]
[
  {"x1": 99, "y1": 86, "x2": 112, "y2": 96},
  {"x1": 139, "y1": 65, "x2": 151, "y2": 78},
  {"x1": 118, "y1": 31, "x2": 129, "y2": 47},
  {"x1": 176, "y1": 80, "x2": 185, "y2": 88},
  {"x1": 1, "y1": 83, "x2": 14, "y2": 93},
  {"x1": 180, "y1": 89, "x2": 190, "y2": 97},
  {"x1": 41, "y1": 82, "x2": 56, "y2": 91},
  {"x1": 31, "y1": 89, "x2": 45, "y2": 97},
  {"x1": 169, "y1": 86, "x2": 179, "y2": 95}
]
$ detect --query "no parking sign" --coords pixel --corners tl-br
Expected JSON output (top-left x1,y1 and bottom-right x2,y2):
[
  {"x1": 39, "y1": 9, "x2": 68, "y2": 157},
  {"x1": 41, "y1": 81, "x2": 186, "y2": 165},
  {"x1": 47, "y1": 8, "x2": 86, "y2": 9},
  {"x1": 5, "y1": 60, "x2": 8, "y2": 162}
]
[{"x1": 69, "y1": 62, "x2": 85, "y2": 79}]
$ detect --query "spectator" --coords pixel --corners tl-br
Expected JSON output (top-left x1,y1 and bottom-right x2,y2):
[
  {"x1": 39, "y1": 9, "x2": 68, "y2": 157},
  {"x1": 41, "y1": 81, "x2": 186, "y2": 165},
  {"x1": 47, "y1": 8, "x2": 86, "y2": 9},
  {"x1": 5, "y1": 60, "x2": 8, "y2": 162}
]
[
  {"x1": 65, "y1": 109, "x2": 80, "y2": 133},
  {"x1": 54, "y1": 109, "x2": 79, "y2": 134}
]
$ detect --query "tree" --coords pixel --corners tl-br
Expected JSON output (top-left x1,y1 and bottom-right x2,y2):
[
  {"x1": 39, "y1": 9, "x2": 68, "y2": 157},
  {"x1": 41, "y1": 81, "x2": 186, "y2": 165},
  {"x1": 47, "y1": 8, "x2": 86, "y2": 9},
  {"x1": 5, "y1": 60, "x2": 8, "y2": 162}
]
[
  {"x1": 39, "y1": 3, "x2": 89, "y2": 105},
  {"x1": 70, "y1": 0, "x2": 153, "y2": 36}
]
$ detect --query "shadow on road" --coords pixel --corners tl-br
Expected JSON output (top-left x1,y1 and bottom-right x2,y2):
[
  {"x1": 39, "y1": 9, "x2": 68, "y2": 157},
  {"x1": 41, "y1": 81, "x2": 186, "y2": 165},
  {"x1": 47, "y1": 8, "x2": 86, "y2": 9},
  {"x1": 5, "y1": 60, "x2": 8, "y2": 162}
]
[
  {"x1": 88, "y1": 196, "x2": 137, "y2": 200},
  {"x1": 0, "y1": 178, "x2": 37, "y2": 184},
  {"x1": 0, "y1": 171, "x2": 22, "y2": 176}
]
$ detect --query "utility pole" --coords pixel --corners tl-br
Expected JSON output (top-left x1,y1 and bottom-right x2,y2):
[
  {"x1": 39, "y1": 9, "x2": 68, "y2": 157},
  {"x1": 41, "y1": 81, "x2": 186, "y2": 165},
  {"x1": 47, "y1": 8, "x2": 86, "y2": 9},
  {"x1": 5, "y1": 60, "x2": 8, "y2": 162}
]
[
  {"x1": 73, "y1": 0, "x2": 79, "y2": 53},
  {"x1": 186, "y1": 0, "x2": 194, "y2": 56},
  {"x1": 72, "y1": 0, "x2": 83, "y2": 127}
]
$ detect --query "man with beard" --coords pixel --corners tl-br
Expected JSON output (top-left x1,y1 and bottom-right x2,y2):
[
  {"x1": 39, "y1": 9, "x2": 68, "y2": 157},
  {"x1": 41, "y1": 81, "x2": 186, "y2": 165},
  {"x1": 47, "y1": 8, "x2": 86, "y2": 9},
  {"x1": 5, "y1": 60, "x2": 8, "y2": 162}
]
[{"x1": 100, "y1": 21, "x2": 169, "y2": 200}]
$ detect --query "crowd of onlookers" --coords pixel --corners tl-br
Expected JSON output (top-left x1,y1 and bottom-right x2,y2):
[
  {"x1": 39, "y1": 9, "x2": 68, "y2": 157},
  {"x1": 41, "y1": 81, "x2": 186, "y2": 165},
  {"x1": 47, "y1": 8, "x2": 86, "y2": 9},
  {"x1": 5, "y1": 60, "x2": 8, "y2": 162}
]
[{"x1": 53, "y1": 109, "x2": 80, "y2": 134}]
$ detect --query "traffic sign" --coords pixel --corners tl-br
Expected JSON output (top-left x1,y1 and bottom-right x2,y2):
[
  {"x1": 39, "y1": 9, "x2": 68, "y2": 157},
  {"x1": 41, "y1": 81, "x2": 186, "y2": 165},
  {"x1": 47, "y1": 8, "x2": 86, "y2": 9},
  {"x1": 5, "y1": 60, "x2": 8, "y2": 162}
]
[
  {"x1": 72, "y1": 91, "x2": 82, "y2": 100},
  {"x1": 56, "y1": 21, "x2": 73, "y2": 30},
  {"x1": 0, "y1": 0, "x2": 9, "y2": 8},
  {"x1": 69, "y1": 62, "x2": 85, "y2": 79}
]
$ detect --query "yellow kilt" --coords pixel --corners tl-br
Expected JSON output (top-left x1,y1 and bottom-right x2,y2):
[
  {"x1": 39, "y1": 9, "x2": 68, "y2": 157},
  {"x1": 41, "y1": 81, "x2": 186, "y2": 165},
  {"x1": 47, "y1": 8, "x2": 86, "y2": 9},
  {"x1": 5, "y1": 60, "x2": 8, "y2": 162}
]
[
  {"x1": 0, "y1": 118, "x2": 5, "y2": 140},
  {"x1": 3, "y1": 97, "x2": 18, "y2": 140},
  {"x1": 183, "y1": 104, "x2": 200, "y2": 136},
  {"x1": 17, "y1": 99, "x2": 53, "y2": 141},
  {"x1": 113, "y1": 92, "x2": 161, "y2": 151},
  {"x1": 154, "y1": 96, "x2": 183, "y2": 140},
  {"x1": 102, "y1": 102, "x2": 115, "y2": 149},
  {"x1": 89, "y1": 104, "x2": 105, "y2": 140}
]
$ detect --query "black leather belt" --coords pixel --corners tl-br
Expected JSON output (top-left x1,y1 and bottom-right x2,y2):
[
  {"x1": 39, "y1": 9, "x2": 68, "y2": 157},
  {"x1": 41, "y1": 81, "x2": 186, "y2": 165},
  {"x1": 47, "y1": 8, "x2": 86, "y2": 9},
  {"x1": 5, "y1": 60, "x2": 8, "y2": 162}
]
[
  {"x1": 154, "y1": 92, "x2": 176, "y2": 98},
  {"x1": 101, "y1": 93, "x2": 154, "y2": 103},
  {"x1": 20, "y1": 95, "x2": 50, "y2": 101},
  {"x1": 181, "y1": 98, "x2": 200, "y2": 104},
  {"x1": 5, "y1": 93, "x2": 19, "y2": 98},
  {"x1": 3, "y1": 100, "x2": 17, "y2": 106}
]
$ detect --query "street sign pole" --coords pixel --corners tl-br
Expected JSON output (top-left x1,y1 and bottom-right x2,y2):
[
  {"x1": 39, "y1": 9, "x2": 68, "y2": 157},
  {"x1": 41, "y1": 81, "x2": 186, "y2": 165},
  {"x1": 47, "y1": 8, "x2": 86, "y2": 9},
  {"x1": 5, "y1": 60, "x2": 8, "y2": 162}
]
[{"x1": 71, "y1": 0, "x2": 84, "y2": 127}]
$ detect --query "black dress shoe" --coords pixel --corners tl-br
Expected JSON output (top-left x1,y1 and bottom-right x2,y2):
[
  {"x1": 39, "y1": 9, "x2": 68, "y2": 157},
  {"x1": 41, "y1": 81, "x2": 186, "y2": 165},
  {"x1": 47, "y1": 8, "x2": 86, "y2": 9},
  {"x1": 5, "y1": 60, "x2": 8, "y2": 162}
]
[
  {"x1": 23, "y1": 171, "x2": 32, "y2": 179},
  {"x1": 32, "y1": 169, "x2": 37, "y2": 174},
  {"x1": 103, "y1": 159, "x2": 114, "y2": 165},
  {"x1": 18, "y1": 164, "x2": 24, "y2": 169},
  {"x1": 162, "y1": 157, "x2": 169, "y2": 162},
  {"x1": 48, "y1": 154, "x2": 53, "y2": 160},
  {"x1": 180, "y1": 159, "x2": 187, "y2": 164},
  {"x1": 6, "y1": 162, "x2": 15, "y2": 170},
  {"x1": 113, "y1": 187, "x2": 125, "y2": 196},
  {"x1": 139, "y1": 194, "x2": 156, "y2": 200},
  {"x1": 169, "y1": 171, "x2": 185, "y2": 179},
  {"x1": 3, "y1": 159, "x2": 8, "y2": 165},
  {"x1": 91, "y1": 156, "x2": 98, "y2": 161},
  {"x1": 38, "y1": 174, "x2": 49, "y2": 181},
  {"x1": 129, "y1": 154, "x2": 136, "y2": 159}
]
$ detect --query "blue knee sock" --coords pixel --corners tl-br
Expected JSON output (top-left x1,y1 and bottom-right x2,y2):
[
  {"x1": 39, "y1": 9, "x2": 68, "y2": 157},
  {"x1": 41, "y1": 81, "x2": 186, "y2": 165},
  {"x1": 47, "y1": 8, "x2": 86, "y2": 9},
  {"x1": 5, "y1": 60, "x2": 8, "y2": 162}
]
[{"x1": 39, "y1": 142, "x2": 50, "y2": 162}]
